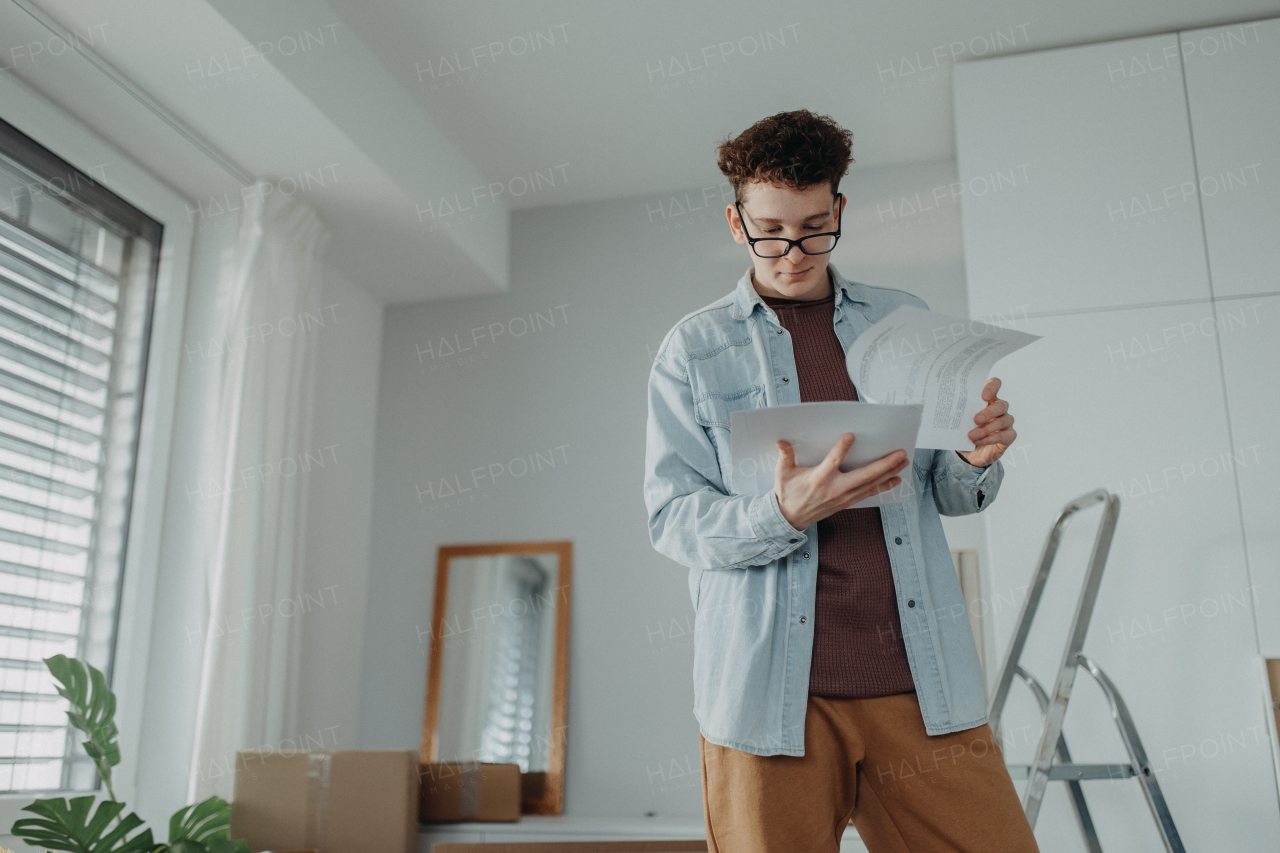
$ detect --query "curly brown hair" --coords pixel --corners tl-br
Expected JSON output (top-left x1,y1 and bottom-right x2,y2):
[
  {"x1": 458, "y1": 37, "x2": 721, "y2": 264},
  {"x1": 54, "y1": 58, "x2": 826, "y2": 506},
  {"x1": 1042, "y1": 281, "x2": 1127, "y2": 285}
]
[{"x1": 715, "y1": 109, "x2": 853, "y2": 204}]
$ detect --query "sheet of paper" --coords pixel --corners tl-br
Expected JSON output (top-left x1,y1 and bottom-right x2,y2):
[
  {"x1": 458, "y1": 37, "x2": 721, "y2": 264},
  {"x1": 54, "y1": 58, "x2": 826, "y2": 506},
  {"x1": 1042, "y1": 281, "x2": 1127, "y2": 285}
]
[
  {"x1": 844, "y1": 305, "x2": 1041, "y2": 450},
  {"x1": 729, "y1": 401, "x2": 923, "y2": 510}
]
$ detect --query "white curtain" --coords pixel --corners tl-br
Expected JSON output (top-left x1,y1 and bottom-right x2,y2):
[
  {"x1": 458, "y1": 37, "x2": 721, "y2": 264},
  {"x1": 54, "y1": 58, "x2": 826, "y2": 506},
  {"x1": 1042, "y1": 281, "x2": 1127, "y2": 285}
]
[{"x1": 186, "y1": 183, "x2": 331, "y2": 801}]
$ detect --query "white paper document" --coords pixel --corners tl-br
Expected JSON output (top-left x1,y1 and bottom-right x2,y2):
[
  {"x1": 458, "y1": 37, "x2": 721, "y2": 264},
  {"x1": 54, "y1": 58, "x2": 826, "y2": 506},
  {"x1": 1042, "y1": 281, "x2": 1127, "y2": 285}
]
[
  {"x1": 728, "y1": 402, "x2": 923, "y2": 510},
  {"x1": 844, "y1": 306, "x2": 1041, "y2": 450}
]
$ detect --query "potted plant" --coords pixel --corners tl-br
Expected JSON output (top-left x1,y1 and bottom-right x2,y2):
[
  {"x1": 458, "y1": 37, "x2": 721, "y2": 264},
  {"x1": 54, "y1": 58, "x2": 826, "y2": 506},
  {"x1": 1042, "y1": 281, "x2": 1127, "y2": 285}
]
[{"x1": 8, "y1": 655, "x2": 251, "y2": 853}]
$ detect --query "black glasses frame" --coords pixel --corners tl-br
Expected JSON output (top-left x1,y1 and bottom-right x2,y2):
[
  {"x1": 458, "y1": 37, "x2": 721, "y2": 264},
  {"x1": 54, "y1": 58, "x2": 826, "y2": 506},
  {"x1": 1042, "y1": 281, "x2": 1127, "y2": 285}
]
[{"x1": 734, "y1": 193, "x2": 843, "y2": 258}]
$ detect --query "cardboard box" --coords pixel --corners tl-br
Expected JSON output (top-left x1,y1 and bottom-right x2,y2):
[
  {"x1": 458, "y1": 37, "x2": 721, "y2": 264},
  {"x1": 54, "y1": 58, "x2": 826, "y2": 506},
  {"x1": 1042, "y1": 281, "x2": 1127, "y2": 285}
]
[
  {"x1": 419, "y1": 762, "x2": 521, "y2": 822},
  {"x1": 230, "y1": 750, "x2": 419, "y2": 853}
]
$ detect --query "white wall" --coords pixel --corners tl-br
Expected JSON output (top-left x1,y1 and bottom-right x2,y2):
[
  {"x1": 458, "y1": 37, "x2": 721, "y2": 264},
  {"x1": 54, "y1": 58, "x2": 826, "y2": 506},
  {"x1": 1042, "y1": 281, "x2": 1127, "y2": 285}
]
[{"x1": 359, "y1": 159, "x2": 993, "y2": 818}]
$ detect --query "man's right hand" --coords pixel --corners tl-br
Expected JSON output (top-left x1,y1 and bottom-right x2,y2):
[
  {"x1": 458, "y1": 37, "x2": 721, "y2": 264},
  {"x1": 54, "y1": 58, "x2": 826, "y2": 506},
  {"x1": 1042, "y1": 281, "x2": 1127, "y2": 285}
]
[{"x1": 774, "y1": 433, "x2": 910, "y2": 530}]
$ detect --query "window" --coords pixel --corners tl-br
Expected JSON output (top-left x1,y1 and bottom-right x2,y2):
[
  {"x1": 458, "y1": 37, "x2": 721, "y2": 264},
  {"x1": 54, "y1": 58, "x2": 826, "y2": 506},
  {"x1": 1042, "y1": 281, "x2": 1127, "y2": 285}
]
[{"x1": 0, "y1": 117, "x2": 160, "y2": 792}]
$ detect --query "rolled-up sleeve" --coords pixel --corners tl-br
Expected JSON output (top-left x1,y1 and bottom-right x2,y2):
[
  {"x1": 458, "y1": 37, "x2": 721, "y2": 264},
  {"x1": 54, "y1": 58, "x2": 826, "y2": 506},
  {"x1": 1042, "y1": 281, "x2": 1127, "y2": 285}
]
[
  {"x1": 931, "y1": 448, "x2": 1003, "y2": 516},
  {"x1": 644, "y1": 344, "x2": 807, "y2": 571}
]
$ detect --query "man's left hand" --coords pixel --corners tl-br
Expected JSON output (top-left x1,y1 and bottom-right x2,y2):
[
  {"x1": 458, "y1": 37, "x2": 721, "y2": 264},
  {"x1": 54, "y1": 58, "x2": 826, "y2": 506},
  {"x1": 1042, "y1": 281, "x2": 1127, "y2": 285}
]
[{"x1": 957, "y1": 377, "x2": 1017, "y2": 468}]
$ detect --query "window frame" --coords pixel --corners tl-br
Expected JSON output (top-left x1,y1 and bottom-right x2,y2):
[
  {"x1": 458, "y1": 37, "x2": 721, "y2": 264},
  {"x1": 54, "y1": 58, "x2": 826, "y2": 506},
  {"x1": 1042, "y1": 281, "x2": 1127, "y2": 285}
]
[{"x1": 0, "y1": 68, "x2": 196, "y2": 821}]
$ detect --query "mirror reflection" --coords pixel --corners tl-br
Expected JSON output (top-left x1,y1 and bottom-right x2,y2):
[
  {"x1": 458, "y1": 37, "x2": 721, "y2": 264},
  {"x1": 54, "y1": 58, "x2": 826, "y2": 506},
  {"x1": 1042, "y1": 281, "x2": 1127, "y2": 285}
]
[{"x1": 435, "y1": 552, "x2": 560, "y2": 772}]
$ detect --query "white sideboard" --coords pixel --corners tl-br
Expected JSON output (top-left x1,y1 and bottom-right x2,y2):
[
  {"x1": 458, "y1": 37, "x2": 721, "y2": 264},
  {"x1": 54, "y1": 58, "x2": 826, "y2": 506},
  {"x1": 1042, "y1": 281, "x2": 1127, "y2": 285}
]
[{"x1": 419, "y1": 815, "x2": 870, "y2": 851}]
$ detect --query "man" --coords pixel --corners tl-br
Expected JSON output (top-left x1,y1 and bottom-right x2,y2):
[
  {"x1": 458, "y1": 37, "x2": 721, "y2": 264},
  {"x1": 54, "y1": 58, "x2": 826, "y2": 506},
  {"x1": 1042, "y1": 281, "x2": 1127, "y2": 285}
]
[{"x1": 643, "y1": 109, "x2": 1038, "y2": 852}]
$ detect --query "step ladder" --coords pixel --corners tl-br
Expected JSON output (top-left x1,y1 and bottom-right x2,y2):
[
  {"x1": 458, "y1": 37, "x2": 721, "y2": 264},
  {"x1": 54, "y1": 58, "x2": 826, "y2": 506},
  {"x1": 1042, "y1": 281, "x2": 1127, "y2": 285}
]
[{"x1": 988, "y1": 488, "x2": 1185, "y2": 853}]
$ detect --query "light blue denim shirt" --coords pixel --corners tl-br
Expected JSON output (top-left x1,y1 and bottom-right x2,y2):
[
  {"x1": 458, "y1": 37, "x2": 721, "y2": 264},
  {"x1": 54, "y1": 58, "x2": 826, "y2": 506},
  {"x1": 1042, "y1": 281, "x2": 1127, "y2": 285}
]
[{"x1": 644, "y1": 263, "x2": 1003, "y2": 756}]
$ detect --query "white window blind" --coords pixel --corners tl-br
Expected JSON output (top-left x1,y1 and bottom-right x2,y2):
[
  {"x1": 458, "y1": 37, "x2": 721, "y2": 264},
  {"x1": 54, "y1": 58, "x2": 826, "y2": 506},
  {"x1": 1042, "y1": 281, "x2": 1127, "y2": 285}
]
[{"x1": 0, "y1": 117, "x2": 160, "y2": 793}]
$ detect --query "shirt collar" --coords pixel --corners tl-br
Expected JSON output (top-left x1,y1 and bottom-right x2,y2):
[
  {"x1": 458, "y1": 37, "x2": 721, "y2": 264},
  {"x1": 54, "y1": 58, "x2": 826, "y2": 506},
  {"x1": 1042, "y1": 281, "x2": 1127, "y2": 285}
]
[{"x1": 730, "y1": 262, "x2": 869, "y2": 320}]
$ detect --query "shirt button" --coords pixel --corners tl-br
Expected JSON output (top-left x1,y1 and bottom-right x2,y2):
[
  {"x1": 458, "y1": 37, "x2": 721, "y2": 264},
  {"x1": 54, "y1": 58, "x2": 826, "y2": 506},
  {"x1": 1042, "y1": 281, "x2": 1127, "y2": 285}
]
[
  {"x1": 782, "y1": 376, "x2": 790, "y2": 383},
  {"x1": 799, "y1": 616, "x2": 807, "y2": 624},
  {"x1": 895, "y1": 537, "x2": 903, "y2": 544},
  {"x1": 908, "y1": 599, "x2": 915, "y2": 607},
  {"x1": 776, "y1": 328, "x2": 784, "y2": 335},
  {"x1": 803, "y1": 552, "x2": 810, "y2": 560}
]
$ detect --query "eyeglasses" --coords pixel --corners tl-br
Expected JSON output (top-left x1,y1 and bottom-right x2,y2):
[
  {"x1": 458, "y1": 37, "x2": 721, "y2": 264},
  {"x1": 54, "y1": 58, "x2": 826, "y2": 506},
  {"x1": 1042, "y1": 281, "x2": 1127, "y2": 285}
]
[{"x1": 734, "y1": 193, "x2": 843, "y2": 258}]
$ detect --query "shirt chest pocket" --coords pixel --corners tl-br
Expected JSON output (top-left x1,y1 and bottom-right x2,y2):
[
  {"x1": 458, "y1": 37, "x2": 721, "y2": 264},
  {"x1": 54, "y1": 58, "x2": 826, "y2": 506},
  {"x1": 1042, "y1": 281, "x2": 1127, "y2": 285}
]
[
  {"x1": 687, "y1": 344, "x2": 765, "y2": 491},
  {"x1": 688, "y1": 342, "x2": 764, "y2": 433},
  {"x1": 693, "y1": 384, "x2": 764, "y2": 496},
  {"x1": 692, "y1": 385, "x2": 765, "y2": 431}
]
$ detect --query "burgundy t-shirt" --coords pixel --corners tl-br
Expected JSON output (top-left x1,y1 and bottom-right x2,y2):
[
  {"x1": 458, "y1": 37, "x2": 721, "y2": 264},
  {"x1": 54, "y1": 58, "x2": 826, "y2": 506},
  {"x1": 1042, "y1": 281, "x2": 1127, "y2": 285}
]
[{"x1": 760, "y1": 288, "x2": 916, "y2": 698}]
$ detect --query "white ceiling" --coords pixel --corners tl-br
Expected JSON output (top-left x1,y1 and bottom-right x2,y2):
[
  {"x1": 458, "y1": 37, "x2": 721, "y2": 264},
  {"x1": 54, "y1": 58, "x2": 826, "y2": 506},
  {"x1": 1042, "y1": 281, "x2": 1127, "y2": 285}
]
[
  {"x1": 3, "y1": 0, "x2": 1278, "y2": 303},
  {"x1": 321, "y1": 0, "x2": 1280, "y2": 206}
]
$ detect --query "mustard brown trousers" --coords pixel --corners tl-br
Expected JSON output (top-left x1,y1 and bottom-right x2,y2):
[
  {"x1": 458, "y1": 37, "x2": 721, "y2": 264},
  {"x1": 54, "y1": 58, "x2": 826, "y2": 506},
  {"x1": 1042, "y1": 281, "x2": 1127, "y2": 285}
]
[{"x1": 699, "y1": 690, "x2": 1041, "y2": 852}]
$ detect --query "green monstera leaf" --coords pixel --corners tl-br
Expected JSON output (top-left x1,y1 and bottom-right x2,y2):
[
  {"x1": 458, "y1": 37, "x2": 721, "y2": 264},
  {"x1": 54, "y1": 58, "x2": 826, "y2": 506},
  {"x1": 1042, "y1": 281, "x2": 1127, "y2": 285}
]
[
  {"x1": 45, "y1": 654, "x2": 121, "y2": 800},
  {"x1": 157, "y1": 795, "x2": 249, "y2": 853},
  {"x1": 11, "y1": 796, "x2": 154, "y2": 853},
  {"x1": 168, "y1": 795, "x2": 230, "y2": 845}
]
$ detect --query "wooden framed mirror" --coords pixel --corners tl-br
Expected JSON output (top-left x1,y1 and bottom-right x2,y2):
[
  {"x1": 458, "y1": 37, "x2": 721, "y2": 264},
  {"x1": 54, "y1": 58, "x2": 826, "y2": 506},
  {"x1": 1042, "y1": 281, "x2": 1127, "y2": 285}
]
[{"x1": 421, "y1": 541, "x2": 571, "y2": 815}]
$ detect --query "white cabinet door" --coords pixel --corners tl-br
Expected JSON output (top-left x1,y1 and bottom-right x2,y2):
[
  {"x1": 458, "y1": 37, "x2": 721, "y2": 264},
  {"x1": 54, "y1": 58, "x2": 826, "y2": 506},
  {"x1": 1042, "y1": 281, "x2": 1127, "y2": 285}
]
[
  {"x1": 980, "y1": 306, "x2": 1277, "y2": 852},
  {"x1": 953, "y1": 24, "x2": 1280, "y2": 850},
  {"x1": 1181, "y1": 19, "x2": 1280, "y2": 298},
  {"x1": 953, "y1": 34, "x2": 1211, "y2": 318},
  {"x1": 1214, "y1": 295, "x2": 1279, "y2": 654}
]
